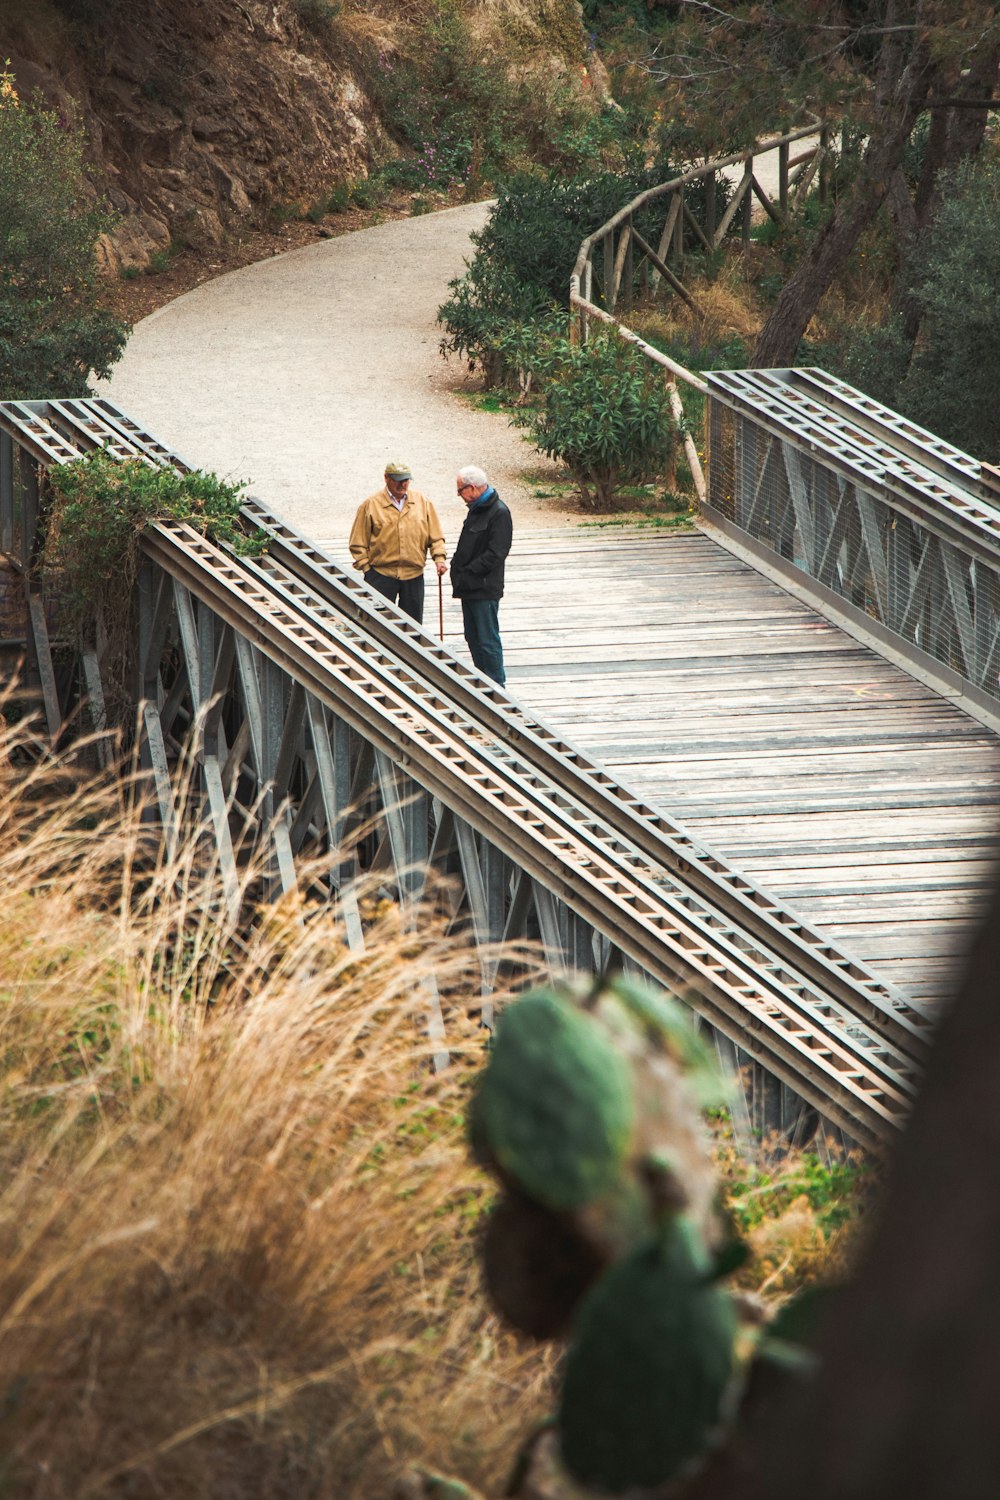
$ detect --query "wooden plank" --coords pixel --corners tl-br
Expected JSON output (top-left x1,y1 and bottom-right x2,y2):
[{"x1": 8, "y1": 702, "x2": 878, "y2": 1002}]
[{"x1": 504, "y1": 527, "x2": 1000, "y2": 1009}]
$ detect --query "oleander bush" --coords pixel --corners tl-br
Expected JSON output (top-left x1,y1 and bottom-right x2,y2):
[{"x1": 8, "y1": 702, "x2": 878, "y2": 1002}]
[
  {"x1": 40, "y1": 450, "x2": 266, "y2": 724},
  {"x1": 510, "y1": 326, "x2": 680, "y2": 509},
  {"x1": 42, "y1": 450, "x2": 262, "y2": 639},
  {"x1": 438, "y1": 166, "x2": 663, "y2": 386}
]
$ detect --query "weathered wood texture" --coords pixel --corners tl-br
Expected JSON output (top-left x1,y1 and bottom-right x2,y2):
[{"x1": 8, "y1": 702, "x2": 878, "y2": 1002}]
[{"x1": 495, "y1": 527, "x2": 1000, "y2": 1009}]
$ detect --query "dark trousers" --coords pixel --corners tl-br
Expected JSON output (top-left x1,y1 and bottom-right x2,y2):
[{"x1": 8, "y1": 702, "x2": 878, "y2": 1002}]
[
  {"x1": 461, "y1": 598, "x2": 505, "y2": 686},
  {"x1": 364, "y1": 568, "x2": 425, "y2": 623}
]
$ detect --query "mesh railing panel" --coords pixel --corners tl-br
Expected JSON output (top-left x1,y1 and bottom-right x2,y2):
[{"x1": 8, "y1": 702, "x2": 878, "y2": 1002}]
[
  {"x1": 708, "y1": 399, "x2": 1000, "y2": 710},
  {"x1": 0, "y1": 432, "x2": 32, "y2": 573}
]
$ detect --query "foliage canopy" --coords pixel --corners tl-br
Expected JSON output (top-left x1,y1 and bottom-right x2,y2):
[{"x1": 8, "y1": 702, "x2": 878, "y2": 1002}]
[
  {"x1": 43, "y1": 450, "x2": 263, "y2": 639},
  {"x1": 897, "y1": 159, "x2": 1000, "y2": 462}
]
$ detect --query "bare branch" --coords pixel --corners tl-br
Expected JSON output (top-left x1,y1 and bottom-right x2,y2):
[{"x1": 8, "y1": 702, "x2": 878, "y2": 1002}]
[{"x1": 674, "y1": 0, "x2": 926, "y2": 38}]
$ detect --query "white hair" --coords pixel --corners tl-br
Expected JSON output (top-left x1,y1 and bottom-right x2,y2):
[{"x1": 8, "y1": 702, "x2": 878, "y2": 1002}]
[{"x1": 457, "y1": 464, "x2": 488, "y2": 489}]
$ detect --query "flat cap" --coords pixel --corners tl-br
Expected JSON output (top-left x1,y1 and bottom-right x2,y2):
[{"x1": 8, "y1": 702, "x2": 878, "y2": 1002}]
[{"x1": 384, "y1": 461, "x2": 412, "y2": 480}]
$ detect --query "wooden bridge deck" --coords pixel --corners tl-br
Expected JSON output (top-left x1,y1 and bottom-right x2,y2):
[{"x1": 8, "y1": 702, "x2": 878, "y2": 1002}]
[{"x1": 497, "y1": 526, "x2": 1000, "y2": 1009}]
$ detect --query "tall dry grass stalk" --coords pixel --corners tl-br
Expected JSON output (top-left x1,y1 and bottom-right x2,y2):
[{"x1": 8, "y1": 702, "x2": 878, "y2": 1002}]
[{"x1": 0, "y1": 712, "x2": 554, "y2": 1498}]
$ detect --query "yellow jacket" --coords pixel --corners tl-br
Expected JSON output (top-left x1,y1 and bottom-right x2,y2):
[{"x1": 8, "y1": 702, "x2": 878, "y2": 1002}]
[{"x1": 349, "y1": 487, "x2": 446, "y2": 581}]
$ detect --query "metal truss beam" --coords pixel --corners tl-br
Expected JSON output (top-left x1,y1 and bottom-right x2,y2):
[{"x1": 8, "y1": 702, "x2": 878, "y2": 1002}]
[
  {"x1": 0, "y1": 396, "x2": 945, "y2": 1149},
  {"x1": 707, "y1": 370, "x2": 1000, "y2": 726}
]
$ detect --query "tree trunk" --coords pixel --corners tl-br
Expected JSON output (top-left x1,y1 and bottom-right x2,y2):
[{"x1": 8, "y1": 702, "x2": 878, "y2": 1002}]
[
  {"x1": 752, "y1": 1, "x2": 935, "y2": 368},
  {"x1": 940, "y1": 41, "x2": 1000, "y2": 174},
  {"x1": 750, "y1": 178, "x2": 909, "y2": 367},
  {"x1": 912, "y1": 42, "x2": 1000, "y2": 239},
  {"x1": 912, "y1": 75, "x2": 954, "y2": 234}
]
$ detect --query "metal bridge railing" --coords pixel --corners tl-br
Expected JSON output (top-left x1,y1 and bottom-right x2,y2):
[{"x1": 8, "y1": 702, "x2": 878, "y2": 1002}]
[
  {"x1": 704, "y1": 367, "x2": 1000, "y2": 731},
  {"x1": 0, "y1": 396, "x2": 933, "y2": 1148}
]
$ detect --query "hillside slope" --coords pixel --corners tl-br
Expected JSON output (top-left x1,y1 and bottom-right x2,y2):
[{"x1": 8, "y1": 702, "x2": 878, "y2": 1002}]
[{"x1": 1, "y1": 0, "x2": 590, "y2": 272}]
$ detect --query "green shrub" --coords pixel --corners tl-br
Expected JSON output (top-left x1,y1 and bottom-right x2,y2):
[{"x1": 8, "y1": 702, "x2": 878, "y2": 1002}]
[
  {"x1": 0, "y1": 63, "x2": 128, "y2": 399},
  {"x1": 43, "y1": 451, "x2": 263, "y2": 635},
  {"x1": 752, "y1": 188, "x2": 833, "y2": 267},
  {"x1": 896, "y1": 159, "x2": 1000, "y2": 461},
  {"x1": 833, "y1": 312, "x2": 912, "y2": 412},
  {"x1": 512, "y1": 327, "x2": 679, "y2": 509},
  {"x1": 438, "y1": 165, "x2": 668, "y2": 386},
  {"x1": 350, "y1": 173, "x2": 389, "y2": 210},
  {"x1": 325, "y1": 181, "x2": 353, "y2": 213},
  {"x1": 267, "y1": 198, "x2": 303, "y2": 225},
  {"x1": 42, "y1": 451, "x2": 265, "y2": 717},
  {"x1": 467, "y1": 167, "x2": 661, "y2": 305},
  {"x1": 439, "y1": 259, "x2": 558, "y2": 386}
]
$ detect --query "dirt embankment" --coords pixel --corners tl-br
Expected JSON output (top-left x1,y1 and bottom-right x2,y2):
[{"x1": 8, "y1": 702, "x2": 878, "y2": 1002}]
[
  {"x1": 3, "y1": 0, "x2": 385, "y2": 273},
  {"x1": 2, "y1": 0, "x2": 591, "y2": 279}
]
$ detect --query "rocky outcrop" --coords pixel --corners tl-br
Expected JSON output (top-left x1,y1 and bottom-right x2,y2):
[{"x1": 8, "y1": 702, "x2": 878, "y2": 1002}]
[
  {"x1": 5, "y1": 0, "x2": 390, "y2": 271},
  {"x1": 4, "y1": 0, "x2": 593, "y2": 274}
]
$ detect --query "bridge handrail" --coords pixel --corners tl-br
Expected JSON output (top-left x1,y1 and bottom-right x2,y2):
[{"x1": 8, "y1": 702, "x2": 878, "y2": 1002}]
[
  {"x1": 703, "y1": 367, "x2": 1000, "y2": 732},
  {"x1": 147, "y1": 516, "x2": 918, "y2": 1147},
  {"x1": 0, "y1": 396, "x2": 928, "y2": 1144},
  {"x1": 246, "y1": 496, "x2": 926, "y2": 1060}
]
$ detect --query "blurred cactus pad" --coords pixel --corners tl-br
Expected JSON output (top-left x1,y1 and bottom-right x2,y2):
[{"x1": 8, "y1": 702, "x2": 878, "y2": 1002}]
[
  {"x1": 474, "y1": 986, "x2": 636, "y2": 1211},
  {"x1": 559, "y1": 1216, "x2": 737, "y2": 1492},
  {"x1": 470, "y1": 977, "x2": 746, "y2": 1493}
]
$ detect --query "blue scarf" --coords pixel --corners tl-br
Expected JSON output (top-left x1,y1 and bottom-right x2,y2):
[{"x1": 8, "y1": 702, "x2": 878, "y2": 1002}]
[{"x1": 468, "y1": 485, "x2": 495, "y2": 514}]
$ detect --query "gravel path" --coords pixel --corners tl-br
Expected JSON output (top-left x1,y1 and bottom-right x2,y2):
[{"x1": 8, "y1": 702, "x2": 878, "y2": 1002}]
[
  {"x1": 101, "y1": 201, "x2": 579, "y2": 551},
  {"x1": 100, "y1": 141, "x2": 816, "y2": 553}
]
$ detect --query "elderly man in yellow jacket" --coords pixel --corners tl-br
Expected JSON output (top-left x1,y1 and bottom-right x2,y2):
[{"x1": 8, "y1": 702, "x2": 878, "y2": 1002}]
[{"x1": 349, "y1": 461, "x2": 447, "y2": 625}]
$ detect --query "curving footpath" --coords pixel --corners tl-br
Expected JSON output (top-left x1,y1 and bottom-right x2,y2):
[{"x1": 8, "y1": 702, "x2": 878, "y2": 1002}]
[{"x1": 100, "y1": 201, "x2": 576, "y2": 551}]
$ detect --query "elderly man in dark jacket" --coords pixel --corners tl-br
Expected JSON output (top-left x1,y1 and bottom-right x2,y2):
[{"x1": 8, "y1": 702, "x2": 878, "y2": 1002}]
[{"x1": 450, "y1": 464, "x2": 513, "y2": 686}]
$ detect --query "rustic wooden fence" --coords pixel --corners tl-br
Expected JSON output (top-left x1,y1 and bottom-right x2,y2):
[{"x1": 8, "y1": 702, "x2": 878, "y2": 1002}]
[
  {"x1": 570, "y1": 122, "x2": 828, "y2": 324},
  {"x1": 568, "y1": 122, "x2": 830, "y2": 503}
]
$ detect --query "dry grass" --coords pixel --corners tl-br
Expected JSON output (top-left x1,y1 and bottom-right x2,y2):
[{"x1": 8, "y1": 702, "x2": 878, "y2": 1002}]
[
  {"x1": 630, "y1": 259, "x2": 770, "y2": 357},
  {"x1": 629, "y1": 221, "x2": 902, "y2": 363},
  {"x1": 0, "y1": 701, "x2": 870, "y2": 1497},
  {"x1": 320, "y1": 2, "x2": 401, "y2": 61},
  {"x1": 0, "y1": 713, "x2": 553, "y2": 1499}
]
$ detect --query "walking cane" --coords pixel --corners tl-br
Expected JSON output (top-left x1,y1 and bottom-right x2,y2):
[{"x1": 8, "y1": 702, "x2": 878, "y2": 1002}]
[{"x1": 438, "y1": 571, "x2": 444, "y2": 642}]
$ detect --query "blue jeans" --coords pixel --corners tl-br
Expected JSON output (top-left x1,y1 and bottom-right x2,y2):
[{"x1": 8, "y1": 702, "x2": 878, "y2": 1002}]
[{"x1": 461, "y1": 599, "x2": 505, "y2": 686}]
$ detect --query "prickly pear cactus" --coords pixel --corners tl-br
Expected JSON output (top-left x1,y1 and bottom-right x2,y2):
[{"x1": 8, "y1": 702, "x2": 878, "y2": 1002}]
[
  {"x1": 557, "y1": 1216, "x2": 736, "y2": 1493},
  {"x1": 474, "y1": 988, "x2": 636, "y2": 1211},
  {"x1": 471, "y1": 979, "x2": 729, "y2": 1338},
  {"x1": 481, "y1": 1189, "x2": 607, "y2": 1340}
]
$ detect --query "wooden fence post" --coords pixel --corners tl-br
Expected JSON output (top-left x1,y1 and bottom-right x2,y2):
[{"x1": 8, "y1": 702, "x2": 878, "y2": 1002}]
[
  {"x1": 778, "y1": 140, "x2": 789, "y2": 218},
  {"x1": 819, "y1": 124, "x2": 831, "y2": 204}
]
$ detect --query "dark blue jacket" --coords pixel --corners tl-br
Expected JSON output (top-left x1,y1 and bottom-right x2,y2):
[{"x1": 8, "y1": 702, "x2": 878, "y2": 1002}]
[{"x1": 450, "y1": 489, "x2": 513, "y2": 601}]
